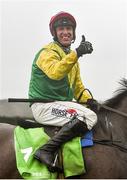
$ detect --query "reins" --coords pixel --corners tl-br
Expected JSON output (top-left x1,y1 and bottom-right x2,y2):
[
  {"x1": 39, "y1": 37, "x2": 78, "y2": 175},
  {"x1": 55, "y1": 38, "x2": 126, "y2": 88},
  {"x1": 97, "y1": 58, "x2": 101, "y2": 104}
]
[
  {"x1": 79, "y1": 88, "x2": 127, "y2": 118},
  {"x1": 97, "y1": 103, "x2": 127, "y2": 118}
]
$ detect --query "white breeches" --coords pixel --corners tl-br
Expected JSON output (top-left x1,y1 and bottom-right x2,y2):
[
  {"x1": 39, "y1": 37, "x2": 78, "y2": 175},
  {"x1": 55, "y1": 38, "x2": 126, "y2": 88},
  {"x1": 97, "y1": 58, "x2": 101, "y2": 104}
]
[{"x1": 31, "y1": 101, "x2": 97, "y2": 130}]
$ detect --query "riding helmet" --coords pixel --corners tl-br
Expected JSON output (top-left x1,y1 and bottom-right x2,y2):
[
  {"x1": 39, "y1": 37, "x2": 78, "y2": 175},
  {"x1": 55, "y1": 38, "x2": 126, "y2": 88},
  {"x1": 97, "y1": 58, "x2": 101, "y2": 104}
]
[{"x1": 49, "y1": 11, "x2": 76, "y2": 41}]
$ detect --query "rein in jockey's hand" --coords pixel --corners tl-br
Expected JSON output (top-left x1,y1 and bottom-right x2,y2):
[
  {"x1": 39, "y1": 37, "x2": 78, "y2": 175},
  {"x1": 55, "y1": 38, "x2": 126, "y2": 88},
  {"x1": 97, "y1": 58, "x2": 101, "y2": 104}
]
[{"x1": 86, "y1": 99, "x2": 99, "y2": 113}]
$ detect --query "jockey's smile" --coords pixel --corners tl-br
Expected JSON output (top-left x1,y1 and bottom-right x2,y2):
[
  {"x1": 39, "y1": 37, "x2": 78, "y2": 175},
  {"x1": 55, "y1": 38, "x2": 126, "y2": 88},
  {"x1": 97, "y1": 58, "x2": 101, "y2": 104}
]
[{"x1": 56, "y1": 26, "x2": 73, "y2": 47}]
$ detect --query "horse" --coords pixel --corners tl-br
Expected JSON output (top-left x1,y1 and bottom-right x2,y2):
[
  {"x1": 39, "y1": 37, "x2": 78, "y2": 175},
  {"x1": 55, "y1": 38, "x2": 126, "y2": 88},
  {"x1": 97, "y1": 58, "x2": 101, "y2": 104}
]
[{"x1": 0, "y1": 78, "x2": 127, "y2": 179}]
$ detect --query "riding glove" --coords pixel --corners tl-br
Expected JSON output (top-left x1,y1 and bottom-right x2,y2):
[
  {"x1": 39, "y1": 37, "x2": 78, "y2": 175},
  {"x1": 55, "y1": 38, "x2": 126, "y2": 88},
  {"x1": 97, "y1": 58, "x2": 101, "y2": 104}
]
[
  {"x1": 76, "y1": 35, "x2": 93, "y2": 58},
  {"x1": 86, "y1": 99, "x2": 98, "y2": 113}
]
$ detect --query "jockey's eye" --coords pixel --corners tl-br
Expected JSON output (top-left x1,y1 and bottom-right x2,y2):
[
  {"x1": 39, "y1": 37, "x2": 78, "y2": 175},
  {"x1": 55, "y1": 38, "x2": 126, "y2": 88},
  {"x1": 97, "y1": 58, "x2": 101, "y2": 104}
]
[
  {"x1": 66, "y1": 26, "x2": 72, "y2": 31},
  {"x1": 56, "y1": 26, "x2": 73, "y2": 32}
]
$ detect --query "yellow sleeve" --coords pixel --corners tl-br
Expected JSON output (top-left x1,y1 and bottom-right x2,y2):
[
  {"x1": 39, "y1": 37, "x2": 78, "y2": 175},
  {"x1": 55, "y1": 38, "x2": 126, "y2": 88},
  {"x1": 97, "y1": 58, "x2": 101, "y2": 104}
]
[
  {"x1": 36, "y1": 49, "x2": 78, "y2": 80},
  {"x1": 74, "y1": 63, "x2": 92, "y2": 103}
]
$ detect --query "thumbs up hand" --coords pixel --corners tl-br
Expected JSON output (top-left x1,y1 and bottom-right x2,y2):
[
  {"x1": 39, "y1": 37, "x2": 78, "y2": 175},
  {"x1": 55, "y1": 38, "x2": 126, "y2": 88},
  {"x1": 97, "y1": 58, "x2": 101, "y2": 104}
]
[{"x1": 76, "y1": 35, "x2": 93, "y2": 58}]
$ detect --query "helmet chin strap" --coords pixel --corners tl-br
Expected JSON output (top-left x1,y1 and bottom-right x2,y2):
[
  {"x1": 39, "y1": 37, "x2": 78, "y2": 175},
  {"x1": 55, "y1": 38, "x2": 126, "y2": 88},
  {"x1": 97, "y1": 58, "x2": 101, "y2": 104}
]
[
  {"x1": 71, "y1": 39, "x2": 75, "y2": 43},
  {"x1": 54, "y1": 40, "x2": 71, "y2": 54}
]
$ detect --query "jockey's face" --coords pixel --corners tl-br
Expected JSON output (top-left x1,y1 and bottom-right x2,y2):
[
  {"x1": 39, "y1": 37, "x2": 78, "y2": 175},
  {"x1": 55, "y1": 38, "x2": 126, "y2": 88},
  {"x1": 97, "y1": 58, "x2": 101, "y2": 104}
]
[{"x1": 56, "y1": 26, "x2": 73, "y2": 47}]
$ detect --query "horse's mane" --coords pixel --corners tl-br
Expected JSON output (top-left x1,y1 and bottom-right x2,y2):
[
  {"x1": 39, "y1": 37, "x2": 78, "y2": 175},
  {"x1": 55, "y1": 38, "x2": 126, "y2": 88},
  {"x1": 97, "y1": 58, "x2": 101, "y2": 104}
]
[{"x1": 104, "y1": 78, "x2": 127, "y2": 108}]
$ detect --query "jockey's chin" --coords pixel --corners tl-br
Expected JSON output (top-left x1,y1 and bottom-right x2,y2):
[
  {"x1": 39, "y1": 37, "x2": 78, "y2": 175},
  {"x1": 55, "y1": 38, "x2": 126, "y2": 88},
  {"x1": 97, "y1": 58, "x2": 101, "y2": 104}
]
[{"x1": 59, "y1": 38, "x2": 72, "y2": 47}]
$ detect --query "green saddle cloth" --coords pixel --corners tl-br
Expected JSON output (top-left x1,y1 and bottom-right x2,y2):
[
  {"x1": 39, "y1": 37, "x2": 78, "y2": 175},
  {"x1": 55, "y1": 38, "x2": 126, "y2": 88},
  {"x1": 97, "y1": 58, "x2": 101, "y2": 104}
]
[{"x1": 14, "y1": 126, "x2": 85, "y2": 179}]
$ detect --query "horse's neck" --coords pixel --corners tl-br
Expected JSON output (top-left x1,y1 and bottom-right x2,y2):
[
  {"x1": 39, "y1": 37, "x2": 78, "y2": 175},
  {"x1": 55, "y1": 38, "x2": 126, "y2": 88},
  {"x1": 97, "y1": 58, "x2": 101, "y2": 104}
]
[
  {"x1": 94, "y1": 107, "x2": 127, "y2": 146},
  {"x1": 93, "y1": 111, "x2": 112, "y2": 140},
  {"x1": 109, "y1": 97, "x2": 127, "y2": 141}
]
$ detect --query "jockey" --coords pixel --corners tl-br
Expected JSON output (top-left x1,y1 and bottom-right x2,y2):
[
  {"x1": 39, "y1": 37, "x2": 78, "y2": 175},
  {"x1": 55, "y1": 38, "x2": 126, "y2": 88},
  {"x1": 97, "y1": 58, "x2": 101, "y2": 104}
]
[{"x1": 29, "y1": 11, "x2": 98, "y2": 172}]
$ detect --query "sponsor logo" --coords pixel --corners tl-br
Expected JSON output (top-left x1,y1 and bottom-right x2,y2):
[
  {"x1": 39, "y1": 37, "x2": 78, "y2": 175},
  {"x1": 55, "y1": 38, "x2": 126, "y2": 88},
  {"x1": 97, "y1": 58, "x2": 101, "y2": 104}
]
[
  {"x1": 21, "y1": 147, "x2": 33, "y2": 163},
  {"x1": 51, "y1": 108, "x2": 67, "y2": 117},
  {"x1": 51, "y1": 108, "x2": 78, "y2": 118}
]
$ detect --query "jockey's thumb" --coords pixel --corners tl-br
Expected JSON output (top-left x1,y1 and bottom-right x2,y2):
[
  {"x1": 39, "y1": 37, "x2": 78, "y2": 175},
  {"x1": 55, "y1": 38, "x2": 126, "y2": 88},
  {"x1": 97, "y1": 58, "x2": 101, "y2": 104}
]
[{"x1": 81, "y1": 35, "x2": 86, "y2": 43}]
